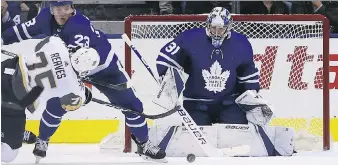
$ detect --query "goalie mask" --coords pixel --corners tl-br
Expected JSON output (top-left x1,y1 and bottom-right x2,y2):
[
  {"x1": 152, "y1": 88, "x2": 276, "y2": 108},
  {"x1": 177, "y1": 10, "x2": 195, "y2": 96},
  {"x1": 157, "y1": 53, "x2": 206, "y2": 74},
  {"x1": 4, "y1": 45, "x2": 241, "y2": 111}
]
[
  {"x1": 206, "y1": 7, "x2": 233, "y2": 48},
  {"x1": 70, "y1": 47, "x2": 100, "y2": 77}
]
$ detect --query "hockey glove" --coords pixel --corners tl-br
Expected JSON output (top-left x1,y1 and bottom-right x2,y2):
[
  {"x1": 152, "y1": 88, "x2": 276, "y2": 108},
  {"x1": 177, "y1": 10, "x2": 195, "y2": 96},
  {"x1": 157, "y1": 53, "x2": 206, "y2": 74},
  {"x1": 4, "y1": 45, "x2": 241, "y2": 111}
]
[
  {"x1": 83, "y1": 83, "x2": 93, "y2": 105},
  {"x1": 235, "y1": 90, "x2": 273, "y2": 126}
]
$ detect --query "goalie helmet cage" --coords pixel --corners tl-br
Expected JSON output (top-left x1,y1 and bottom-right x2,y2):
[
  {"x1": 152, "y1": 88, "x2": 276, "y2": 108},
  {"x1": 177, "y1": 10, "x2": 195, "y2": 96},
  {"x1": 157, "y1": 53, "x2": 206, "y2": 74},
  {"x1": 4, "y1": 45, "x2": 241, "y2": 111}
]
[{"x1": 121, "y1": 14, "x2": 330, "y2": 153}]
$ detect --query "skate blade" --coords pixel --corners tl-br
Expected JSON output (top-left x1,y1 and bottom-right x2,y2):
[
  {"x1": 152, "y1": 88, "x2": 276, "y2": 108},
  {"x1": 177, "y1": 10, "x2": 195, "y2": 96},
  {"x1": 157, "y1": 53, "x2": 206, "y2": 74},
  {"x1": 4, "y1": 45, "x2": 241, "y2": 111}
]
[
  {"x1": 34, "y1": 156, "x2": 43, "y2": 164},
  {"x1": 141, "y1": 155, "x2": 168, "y2": 163}
]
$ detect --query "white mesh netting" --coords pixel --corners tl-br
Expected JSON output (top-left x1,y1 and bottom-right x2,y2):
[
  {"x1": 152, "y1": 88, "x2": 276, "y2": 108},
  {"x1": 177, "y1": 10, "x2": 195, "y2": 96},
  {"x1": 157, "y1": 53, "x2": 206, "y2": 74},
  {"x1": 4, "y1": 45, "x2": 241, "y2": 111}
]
[{"x1": 131, "y1": 21, "x2": 323, "y2": 39}]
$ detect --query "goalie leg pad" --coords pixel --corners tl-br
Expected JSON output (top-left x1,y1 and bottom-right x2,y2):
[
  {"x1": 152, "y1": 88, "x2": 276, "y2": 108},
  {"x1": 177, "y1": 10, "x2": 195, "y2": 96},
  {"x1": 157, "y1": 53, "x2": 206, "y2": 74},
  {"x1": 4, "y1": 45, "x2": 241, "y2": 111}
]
[
  {"x1": 148, "y1": 124, "x2": 295, "y2": 157},
  {"x1": 255, "y1": 125, "x2": 281, "y2": 156},
  {"x1": 148, "y1": 125, "x2": 218, "y2": 157},
  {"x1": 215, "y1": 123, "x2": 271, "y2": 156},
  {"x1": 265, "y1": 126, "x2": 295, "y2": 156}
]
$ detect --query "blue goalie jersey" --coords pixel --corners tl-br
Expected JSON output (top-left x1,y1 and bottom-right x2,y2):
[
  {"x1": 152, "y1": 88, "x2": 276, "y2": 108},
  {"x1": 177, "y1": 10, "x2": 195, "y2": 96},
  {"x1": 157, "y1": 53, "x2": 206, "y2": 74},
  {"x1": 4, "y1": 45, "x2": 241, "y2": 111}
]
[{"x1": 156, "y1": 28, "x2": 260, "y2": 104}]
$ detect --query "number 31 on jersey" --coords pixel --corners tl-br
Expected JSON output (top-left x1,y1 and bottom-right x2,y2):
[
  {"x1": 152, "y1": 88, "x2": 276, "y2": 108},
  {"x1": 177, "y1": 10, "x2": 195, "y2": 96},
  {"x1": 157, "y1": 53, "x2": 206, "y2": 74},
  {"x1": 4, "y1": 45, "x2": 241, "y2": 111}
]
[{"x1": 165, "y1": 42, "x2": 180, "y2": 55}]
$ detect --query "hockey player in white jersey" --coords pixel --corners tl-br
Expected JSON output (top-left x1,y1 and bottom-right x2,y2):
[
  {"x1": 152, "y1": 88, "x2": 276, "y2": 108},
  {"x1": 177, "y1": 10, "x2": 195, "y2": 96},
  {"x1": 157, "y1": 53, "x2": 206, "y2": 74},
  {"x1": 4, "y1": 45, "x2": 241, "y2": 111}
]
[
  {"x1": 15, "y1": 36, "x2": 95, "y2": 113},
  {"x1": 154, "y1": 7, "x2": 296, "y2": 156},
  {"x1": 1, "y1": 36, "x2": 96, "y2": 163}
]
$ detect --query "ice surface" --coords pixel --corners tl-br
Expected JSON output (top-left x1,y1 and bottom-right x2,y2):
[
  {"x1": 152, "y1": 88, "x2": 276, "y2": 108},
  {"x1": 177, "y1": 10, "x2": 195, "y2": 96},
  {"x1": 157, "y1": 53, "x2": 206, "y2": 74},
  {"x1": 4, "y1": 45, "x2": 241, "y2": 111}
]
[{"x1": 9, "y1": 143, "x2": 338, "y2": 165}]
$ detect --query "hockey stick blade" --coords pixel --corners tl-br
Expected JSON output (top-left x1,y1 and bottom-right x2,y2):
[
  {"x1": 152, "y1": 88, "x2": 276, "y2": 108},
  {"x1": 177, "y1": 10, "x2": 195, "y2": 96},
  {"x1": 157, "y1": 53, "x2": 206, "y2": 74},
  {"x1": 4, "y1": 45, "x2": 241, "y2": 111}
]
[
  {"x1": 1, "y1": 86, "x2": 44, "y2": 112},
  {"x1": 82, "y1": 77, "x2": 128, "y2": 90},
  {"x1": 91, "y1": 98, "x2": 179, "y2": 119}
]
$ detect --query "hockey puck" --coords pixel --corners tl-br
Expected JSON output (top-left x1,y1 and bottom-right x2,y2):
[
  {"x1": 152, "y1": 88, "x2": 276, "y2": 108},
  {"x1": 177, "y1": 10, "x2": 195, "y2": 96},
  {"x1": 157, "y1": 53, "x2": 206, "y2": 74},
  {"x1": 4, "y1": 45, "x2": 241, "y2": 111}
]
[{"x1": 186, "y1": 154, "x2": 196, "y2": 163}]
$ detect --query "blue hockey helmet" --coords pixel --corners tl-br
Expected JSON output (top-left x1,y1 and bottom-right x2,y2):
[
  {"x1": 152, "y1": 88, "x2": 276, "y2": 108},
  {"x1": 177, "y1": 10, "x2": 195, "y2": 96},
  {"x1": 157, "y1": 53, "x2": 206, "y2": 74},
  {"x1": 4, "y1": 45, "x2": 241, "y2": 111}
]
[
  {"x1": 50, "y1": 1, "x2": 73, "y2": 7},
  {"x1": 49, "y1": 1, "x2": 74, "y2": 15},
  {"x1": 206, "y1": 7, "x2": 233, "y2": 48}
]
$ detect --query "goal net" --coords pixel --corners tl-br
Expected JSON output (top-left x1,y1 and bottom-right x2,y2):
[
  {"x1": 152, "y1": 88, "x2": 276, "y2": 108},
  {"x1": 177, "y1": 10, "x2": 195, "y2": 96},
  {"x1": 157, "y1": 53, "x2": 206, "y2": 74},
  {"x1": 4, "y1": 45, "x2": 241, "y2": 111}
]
[{"x1": 100, "y1": 14, "x2": 330, "y2": 154}]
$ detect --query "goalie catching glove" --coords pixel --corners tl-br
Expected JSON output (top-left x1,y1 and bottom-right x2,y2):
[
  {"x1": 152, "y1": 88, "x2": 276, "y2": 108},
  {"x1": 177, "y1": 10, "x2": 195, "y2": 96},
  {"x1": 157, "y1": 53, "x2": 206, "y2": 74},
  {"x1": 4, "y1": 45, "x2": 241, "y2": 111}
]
[{"x1": 235, "y1": 90, "x2": 273, "y2": 126}]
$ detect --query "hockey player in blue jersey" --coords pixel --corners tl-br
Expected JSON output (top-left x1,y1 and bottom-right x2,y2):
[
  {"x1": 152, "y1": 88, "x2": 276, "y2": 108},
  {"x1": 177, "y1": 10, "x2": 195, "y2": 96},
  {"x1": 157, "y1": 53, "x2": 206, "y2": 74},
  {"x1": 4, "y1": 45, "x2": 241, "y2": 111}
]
[
  {"x1": 156, "y1": 7, "x2": 273, "y2": 127},
  {"x1": 2, "y1": 1, "x2": 166, "y2": 162}
]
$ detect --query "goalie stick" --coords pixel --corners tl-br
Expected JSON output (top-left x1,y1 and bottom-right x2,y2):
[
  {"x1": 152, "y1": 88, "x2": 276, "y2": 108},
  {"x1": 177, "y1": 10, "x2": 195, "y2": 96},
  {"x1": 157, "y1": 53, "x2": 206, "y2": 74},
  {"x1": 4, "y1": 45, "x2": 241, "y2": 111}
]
[
  {"x1": 2, "y1": 86, "x2": 44, "y2": 113},
  {"x1": 122, "y1": 33, "x2": 158, "y2": 82},
  {"x1": 122, "y1": 34, "x2": 250, "y2": 157},
  {"x1": 91, "y1": 98, "x2": 179, "y2": 119}
]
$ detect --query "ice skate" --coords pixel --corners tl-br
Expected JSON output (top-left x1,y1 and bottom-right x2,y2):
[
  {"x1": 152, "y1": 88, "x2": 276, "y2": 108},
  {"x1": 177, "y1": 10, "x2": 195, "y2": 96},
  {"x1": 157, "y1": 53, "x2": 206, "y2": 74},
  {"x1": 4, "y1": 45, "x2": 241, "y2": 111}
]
[
  {"x1": 136, "y1": 139, "x2": 167, "y2": 163},
  {"x1": 33, "y1": 138, "x2": 48, "y2": 164},
  {"x1": 23, "y1": 130, "x2": 37, "y2": 144}
]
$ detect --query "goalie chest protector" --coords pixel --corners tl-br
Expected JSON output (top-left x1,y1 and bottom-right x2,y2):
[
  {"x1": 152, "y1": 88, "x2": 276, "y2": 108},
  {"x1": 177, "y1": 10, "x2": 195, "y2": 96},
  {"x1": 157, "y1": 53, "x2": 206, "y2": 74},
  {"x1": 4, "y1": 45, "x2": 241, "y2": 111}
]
[{"x1": 173, "y1": 28, "x2": 259, "y2": 101}]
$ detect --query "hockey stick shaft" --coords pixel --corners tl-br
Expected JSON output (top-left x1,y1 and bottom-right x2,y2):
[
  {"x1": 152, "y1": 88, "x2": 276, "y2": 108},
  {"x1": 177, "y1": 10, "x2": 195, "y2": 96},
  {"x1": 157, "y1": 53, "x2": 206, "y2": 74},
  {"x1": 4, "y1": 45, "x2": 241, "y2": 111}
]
[
  {"x1": 82, "y1": 77, "x2": 128, "y2": 90},
  {"x1": 122, "y1": 33, "x2": 158, "y2": 82},
  {"x1": 91, "y1": 98, "x2": 179, "y2": 119}
]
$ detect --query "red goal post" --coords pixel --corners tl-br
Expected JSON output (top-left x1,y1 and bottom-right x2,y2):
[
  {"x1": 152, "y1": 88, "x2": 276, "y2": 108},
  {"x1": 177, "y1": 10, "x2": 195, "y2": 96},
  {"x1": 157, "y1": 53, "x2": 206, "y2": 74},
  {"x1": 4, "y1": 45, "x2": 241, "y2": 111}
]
[{"x1": 122, "y1": 14, "x2": 330, "y2": 153}]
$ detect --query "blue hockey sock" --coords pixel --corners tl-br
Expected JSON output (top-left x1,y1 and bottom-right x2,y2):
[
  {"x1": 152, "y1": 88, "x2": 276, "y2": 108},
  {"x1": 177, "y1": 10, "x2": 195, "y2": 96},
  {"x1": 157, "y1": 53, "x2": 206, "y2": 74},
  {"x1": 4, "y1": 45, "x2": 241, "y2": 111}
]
[
  {"x1": 125, "y1": 114, "x2": 149, "y2": 143},
  {"x1": 38, "y1": 109, "x2": 65, "y2": 141}
]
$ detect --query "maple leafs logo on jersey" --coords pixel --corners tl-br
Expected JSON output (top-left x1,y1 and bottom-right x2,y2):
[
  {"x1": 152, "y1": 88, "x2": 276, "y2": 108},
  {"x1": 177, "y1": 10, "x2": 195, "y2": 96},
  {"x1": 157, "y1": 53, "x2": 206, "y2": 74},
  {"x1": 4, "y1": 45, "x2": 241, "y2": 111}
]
[{"x1": 202, "y1": 61, "x2": 230, "y2": 93}]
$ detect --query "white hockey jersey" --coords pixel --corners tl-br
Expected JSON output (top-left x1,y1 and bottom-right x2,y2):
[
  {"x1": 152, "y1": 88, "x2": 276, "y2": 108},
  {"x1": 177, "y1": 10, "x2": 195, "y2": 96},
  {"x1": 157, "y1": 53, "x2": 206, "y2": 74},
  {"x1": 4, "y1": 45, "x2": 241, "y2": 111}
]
[{"x1": 15, "y1": 36, "x2": 86, "y2": 112}]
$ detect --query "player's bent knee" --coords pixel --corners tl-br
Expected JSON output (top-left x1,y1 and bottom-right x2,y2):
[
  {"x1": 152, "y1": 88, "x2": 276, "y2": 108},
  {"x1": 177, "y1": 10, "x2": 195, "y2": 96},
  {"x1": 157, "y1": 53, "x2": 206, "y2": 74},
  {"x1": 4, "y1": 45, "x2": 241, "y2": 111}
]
[
  {"x1": 1, "y1": 143, "x2": 19, "y2": 163},
  {"x1": 124, "y1": 99, "x2": 144, "y2": 113}
]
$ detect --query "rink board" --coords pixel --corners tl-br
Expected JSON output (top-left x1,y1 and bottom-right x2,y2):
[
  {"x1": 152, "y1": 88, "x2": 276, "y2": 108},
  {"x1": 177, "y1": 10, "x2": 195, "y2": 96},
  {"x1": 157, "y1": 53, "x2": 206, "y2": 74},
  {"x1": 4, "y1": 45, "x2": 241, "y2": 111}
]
[{"x1": 2, "y1": 38, "x2": 338, "y2": 143}]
